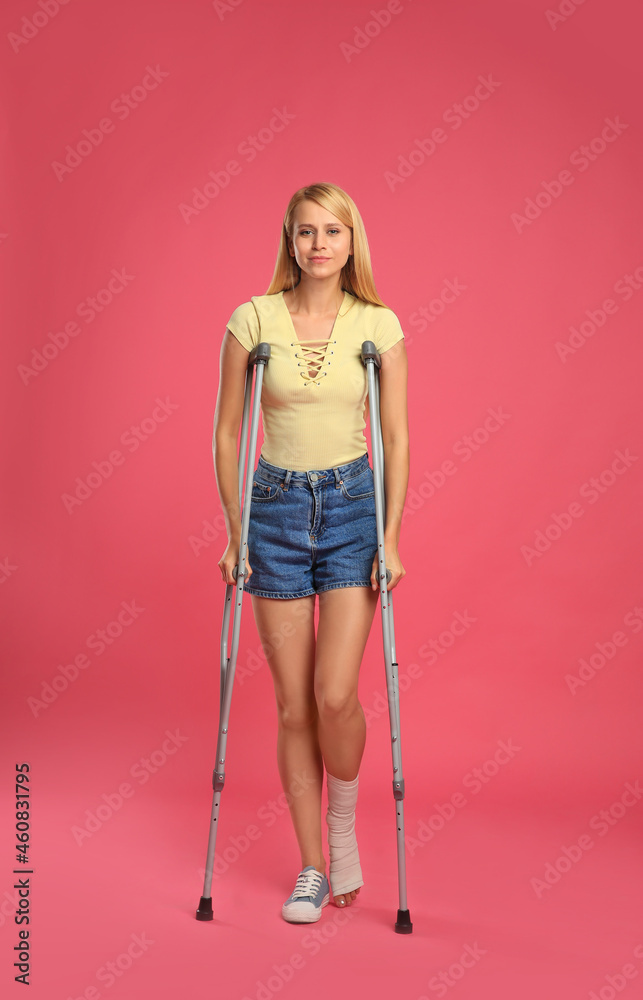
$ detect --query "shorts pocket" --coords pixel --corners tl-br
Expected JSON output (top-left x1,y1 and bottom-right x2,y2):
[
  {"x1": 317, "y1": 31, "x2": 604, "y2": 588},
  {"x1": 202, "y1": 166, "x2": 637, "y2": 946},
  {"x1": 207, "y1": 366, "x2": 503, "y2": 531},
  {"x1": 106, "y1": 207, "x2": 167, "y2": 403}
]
[
  {"x1": 251, "y1": 477, "x2": 282, "y2": 502},
  {"x1": 340, "y1": 466, "x2": 374, "y2": 501}
]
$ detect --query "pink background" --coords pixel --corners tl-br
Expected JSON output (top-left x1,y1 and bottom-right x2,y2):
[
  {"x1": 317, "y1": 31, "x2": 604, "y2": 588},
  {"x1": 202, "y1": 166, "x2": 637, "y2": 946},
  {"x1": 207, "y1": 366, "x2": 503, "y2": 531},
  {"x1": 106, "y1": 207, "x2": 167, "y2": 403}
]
[{"x1": 2, "y1": 0, "x2": 643, "y2": 997}]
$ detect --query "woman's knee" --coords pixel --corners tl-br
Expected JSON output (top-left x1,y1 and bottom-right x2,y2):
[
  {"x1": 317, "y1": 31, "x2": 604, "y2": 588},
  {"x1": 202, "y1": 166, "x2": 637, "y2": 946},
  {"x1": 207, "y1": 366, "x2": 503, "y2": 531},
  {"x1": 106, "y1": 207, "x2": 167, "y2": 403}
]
[
  {"x1": 315, "y1": 686, "x2": 359, "y2": 720},
  {"x1": 276, "y1": 701, "x2": 318, "y2": 731}
]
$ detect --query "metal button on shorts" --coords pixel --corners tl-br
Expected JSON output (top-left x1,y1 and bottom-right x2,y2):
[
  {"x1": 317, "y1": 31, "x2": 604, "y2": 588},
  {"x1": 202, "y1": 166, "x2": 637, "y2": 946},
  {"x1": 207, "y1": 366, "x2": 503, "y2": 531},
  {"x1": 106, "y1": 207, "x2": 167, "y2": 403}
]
[{"x1": 243, "y1": 451, "x2": 378, "y2": 599}]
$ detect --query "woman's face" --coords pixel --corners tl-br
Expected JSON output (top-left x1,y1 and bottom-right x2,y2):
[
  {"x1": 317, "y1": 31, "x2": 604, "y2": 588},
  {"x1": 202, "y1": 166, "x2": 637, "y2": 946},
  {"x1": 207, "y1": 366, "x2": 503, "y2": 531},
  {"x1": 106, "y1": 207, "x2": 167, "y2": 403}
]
[{"x1": 288, "y1": 199, "x2": 352, "y2": 284}]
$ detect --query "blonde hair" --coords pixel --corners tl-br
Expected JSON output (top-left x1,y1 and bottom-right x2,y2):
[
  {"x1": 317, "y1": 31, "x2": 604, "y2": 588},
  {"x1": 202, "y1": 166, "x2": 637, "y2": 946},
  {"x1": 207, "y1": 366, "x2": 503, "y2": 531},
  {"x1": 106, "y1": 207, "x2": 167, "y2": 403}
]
[{"x1": 265, "y1": 182, "x2": 388, "y2": 307}]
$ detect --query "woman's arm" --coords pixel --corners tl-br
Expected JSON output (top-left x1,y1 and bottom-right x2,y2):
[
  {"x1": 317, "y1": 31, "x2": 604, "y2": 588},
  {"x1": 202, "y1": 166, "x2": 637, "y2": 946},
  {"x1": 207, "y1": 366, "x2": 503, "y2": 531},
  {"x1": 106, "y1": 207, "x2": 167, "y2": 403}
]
[
  {"x1": 368, "y1": 337, "x2": 409, "y2": 591},
  {"x1": 212, "y1": 329, "x2": 252, "y2": 545},
  {"x1": 379, "y1": 338, "x2": 409, "y2": 547}
]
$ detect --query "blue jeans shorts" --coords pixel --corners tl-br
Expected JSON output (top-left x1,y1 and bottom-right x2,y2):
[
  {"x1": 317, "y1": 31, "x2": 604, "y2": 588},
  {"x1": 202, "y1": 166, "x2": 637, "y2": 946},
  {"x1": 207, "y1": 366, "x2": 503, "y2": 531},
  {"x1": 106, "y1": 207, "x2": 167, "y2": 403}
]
[{"x1": 243, "y1": 451, "x2": 378, "y2": 599}]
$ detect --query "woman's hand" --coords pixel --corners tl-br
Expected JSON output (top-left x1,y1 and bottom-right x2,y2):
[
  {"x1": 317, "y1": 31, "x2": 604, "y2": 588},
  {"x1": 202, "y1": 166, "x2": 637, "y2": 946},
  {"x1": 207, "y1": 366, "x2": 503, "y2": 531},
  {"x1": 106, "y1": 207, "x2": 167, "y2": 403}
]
[
  {"x1": 219, "y1": 538, "x2": 252, "y2": 586},
  {"x1": 371, "y1": 544, "x2": 406, "y2": 591}
]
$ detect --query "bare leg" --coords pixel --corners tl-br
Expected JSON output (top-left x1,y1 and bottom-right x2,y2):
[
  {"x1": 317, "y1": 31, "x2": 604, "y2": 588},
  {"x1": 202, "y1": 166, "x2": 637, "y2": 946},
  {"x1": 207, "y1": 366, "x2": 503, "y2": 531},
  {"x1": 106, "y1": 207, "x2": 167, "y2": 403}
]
[
  {"x1": 314, "y1": 585, "x2": 379, "y2": 906},
  {"x1": 249, "y1": 593, "x2": 327, "y2": 874}
]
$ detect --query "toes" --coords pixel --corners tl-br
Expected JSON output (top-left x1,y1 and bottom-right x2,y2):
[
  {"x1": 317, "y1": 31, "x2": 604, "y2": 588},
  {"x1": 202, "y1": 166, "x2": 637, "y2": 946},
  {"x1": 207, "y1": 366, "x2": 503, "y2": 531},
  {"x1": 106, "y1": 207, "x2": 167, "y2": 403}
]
[{"x1": 333, "y1": 887, "x2": 362, "y2": 907}]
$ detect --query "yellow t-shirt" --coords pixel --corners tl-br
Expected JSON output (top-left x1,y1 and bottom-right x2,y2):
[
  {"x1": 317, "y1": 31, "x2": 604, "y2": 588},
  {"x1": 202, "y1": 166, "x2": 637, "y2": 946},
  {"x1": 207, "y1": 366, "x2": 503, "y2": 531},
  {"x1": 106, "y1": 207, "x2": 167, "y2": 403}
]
[{"x1": 225, "y1": 289, "x2": 404, "y2": 471}]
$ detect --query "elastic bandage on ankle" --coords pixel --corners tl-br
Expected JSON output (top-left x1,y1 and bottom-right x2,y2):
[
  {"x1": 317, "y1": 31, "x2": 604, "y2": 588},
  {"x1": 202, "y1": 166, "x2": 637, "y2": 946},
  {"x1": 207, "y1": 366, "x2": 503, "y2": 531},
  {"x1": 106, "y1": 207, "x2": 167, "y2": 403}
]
[{"x1": 326, "y1": 771, "x2": 364, "y2": 897}]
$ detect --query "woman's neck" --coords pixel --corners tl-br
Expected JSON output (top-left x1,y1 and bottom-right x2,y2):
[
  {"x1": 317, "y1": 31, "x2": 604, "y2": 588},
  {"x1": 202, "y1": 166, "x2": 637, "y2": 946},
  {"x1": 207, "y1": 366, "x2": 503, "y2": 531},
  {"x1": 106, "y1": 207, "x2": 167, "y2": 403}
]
[{"x1": 284, "y1": 278, "x2": 344, "y2": 317}]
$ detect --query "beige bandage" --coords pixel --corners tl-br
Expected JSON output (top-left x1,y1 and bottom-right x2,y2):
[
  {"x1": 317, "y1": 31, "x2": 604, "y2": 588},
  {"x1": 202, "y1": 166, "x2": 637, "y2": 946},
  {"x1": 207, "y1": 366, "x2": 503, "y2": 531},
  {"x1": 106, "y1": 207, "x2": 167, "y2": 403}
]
[{"x1": 326, "y1": 771, "x2": 364, "y2": 896}]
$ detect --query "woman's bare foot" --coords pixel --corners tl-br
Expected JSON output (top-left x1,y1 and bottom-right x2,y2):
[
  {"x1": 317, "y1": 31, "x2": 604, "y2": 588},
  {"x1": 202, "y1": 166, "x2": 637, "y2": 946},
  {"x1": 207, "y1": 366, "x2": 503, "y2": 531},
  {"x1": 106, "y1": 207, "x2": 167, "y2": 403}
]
[
  {"x1": 332, "y1": 885, "x2": 361, "y2": 907},
  {"x1": 303, "y1": 863, "x2": 361, "y2": 907}
]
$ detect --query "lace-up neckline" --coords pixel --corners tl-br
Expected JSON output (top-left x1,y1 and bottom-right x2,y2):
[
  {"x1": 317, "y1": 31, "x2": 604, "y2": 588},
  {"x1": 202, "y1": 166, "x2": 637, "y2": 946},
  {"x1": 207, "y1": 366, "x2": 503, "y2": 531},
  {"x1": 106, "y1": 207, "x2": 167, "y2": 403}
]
[{"x1": 281, "y1": 290, "x2": 346, "y2": 387}]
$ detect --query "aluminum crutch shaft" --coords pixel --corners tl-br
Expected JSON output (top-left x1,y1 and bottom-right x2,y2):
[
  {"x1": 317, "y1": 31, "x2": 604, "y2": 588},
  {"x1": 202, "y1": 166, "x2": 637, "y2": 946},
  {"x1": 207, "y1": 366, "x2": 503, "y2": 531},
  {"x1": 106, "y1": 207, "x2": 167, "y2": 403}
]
[
  {"x1": 196, "y1": 342, "x2": 271, "y2": 922},
  {"x1": 361, "y1": 340, "x2": 413, "y2": 935}
]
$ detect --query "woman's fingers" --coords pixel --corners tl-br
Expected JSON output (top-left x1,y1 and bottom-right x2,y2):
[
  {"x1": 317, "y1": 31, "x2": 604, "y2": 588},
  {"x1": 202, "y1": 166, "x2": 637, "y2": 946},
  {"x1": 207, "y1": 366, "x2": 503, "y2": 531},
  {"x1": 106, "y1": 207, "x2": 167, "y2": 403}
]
[
  {"x1": 219, "y1": 550, "x2": 252, "y2": 585},
  {"x1": 371, "y1": 556, "x2": 405, "y2": 590}
]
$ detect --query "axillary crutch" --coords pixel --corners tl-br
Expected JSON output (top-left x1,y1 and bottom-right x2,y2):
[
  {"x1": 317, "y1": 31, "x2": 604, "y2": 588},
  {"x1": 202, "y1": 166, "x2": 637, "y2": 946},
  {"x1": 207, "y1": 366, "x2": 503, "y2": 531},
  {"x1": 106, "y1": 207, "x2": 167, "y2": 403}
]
[
  {"x1": 361, "y1": 340, "x2": 413, "y2": 934},
  {"x1": 196, "y1": 341, "x2": 270, "y2": 922},
  {"x1": 196, "y1": 337, "x2": 413, "y2": 934}
]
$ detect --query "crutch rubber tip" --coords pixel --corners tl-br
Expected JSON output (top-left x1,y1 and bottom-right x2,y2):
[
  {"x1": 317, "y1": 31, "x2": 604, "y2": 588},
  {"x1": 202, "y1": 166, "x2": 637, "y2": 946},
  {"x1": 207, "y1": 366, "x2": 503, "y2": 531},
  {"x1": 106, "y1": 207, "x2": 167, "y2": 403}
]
[
  {"x1": 395, "y1": 909, "x2": 413, "y2": 934},
  {"x1": 196, "y1": 896, "x2": 214, "y2": 921}
]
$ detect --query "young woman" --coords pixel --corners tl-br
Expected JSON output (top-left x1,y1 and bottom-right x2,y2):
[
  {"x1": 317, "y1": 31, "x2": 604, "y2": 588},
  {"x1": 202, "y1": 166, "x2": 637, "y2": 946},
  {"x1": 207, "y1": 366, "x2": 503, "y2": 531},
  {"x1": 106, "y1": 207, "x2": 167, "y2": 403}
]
[{"x1": 213, "y1": 182, "x2": 409, "y2": 923}]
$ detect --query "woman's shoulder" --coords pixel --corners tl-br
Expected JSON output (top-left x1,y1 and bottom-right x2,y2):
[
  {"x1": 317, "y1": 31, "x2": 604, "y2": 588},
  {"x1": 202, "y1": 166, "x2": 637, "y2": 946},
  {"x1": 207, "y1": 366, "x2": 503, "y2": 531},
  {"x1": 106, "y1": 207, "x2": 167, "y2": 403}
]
[
  {"x1": 226, "y1": 299, "x2": 257, "y2": 330},
  {"x1": 225, "y1": 293, "x2": 285, "y2": 350},
  {"x1": 345, "y1": 291, "x2": 400, "y2": 318},
  {"x1": 229, "y1": 292, "x2": 284, "y2": 319},
  {"x1": 345, "y1": 294, "x2": 405, "y2": 351},
  {"x1": 227, "y1": 291, "x2": 281, "y2": 318},
  {"x1": 225, "y1": 298, "x2": 260, "y2": 350}
]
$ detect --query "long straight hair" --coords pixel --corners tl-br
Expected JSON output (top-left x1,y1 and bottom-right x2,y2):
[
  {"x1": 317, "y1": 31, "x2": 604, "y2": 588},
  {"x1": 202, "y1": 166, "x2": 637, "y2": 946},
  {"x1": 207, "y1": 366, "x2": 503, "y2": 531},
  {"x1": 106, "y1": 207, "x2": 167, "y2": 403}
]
[{"x1": 265, "y1": 182, "x2": 388, "y2": 307}]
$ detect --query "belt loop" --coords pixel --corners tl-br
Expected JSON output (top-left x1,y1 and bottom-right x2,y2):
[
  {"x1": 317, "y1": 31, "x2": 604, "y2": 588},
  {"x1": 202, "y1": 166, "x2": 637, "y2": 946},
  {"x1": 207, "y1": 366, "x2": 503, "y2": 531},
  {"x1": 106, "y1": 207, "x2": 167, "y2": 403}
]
[
  {"x1": 283, "y1": 469, "x2": 292, "y2": 491},
  {"x1": 332, "y1": 465, "x2": 343, "y2": 489}
]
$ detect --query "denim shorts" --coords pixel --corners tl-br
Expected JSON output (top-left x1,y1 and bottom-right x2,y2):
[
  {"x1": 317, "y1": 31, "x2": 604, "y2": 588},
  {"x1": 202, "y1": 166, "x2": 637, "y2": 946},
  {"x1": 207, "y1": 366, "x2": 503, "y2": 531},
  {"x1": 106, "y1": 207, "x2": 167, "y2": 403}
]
[{"x1": 243, "y1": 451, "x2": 378, "y2": 599}]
